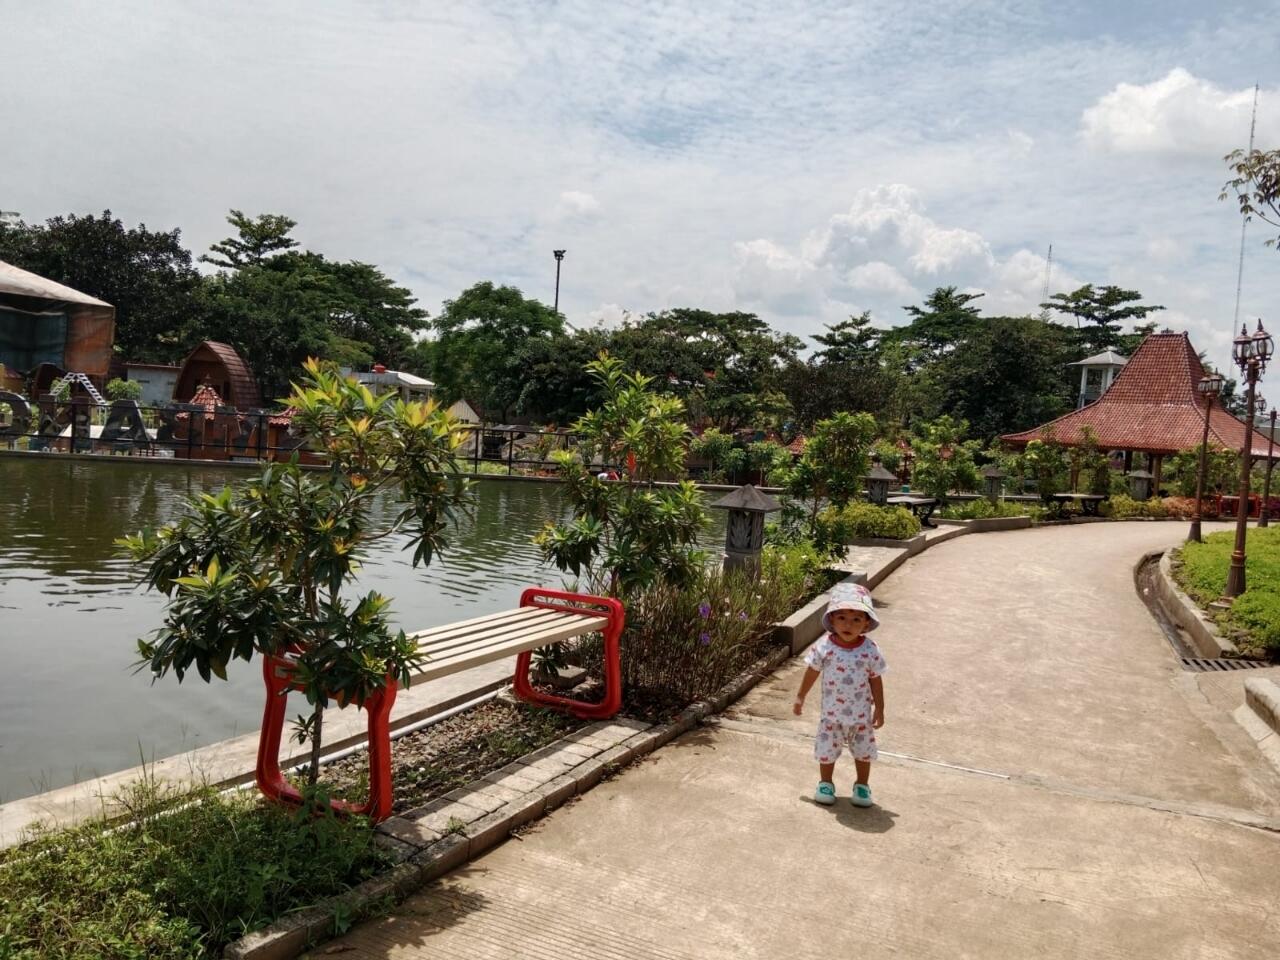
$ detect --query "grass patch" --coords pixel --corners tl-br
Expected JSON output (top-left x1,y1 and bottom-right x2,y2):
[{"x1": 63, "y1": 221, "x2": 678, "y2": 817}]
[
  {"x1": 1174, "y1": 526, "x2": 1280, "y2": 657},
  {"x1": 0, "y1": 780, "x2": 387, "y2": 959}
]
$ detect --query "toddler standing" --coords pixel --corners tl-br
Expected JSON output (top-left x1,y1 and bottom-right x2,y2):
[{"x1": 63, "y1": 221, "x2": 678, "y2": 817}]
[{"x1": 793, "y1": 583, "x2": 886, "y2": 807}]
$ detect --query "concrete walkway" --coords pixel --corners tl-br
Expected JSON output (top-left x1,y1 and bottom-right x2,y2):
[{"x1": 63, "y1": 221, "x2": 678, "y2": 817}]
[{"x1": 319, "y1": 523, "x2": 1280, "y2": 959}]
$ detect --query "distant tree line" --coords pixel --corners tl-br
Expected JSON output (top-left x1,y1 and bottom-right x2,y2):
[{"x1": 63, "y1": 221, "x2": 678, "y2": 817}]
[{"x1": 0, "y1": 208, "x2": 1184, "y2": 440}]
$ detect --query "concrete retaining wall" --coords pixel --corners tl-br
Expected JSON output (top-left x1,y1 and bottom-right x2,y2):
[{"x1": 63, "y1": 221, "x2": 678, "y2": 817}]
[{"x1": 1153, "y1": 550, "x2": 1238, "y2": 658}]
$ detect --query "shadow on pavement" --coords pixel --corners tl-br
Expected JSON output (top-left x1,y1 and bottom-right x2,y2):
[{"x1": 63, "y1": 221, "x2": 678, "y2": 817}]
[{"x1": 798, "y1": 795, "x2": 899, "y2": 833}]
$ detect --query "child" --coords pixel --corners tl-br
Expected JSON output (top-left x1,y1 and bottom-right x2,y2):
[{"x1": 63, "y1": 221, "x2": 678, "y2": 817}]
[{"x1": 792, "y1": 583, "x2": 886, "y2": 807}]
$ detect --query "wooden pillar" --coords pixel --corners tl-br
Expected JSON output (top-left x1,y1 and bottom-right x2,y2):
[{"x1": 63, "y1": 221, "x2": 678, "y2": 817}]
[
  {"x1": 1152, "y1": 454, "x2": 1163, "y2": 497},
  {"x1": 1123, "y1": 450, "x2": 1133, "y2": 473}
]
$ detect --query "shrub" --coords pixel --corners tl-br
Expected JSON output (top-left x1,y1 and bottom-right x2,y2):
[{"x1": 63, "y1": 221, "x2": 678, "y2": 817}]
[
  {"x1": 937, "y1": 499, "x2": 1033, "y2": 520},
  {"x1": 1160, "y1": 496, "x2": 1197, "y2": 519},
  {"x1": 0, "y1": 781, "x2": 385, "y2": 959},
  {"x1": 1108, "y1": 494, "x2": 1168, "y2": 518},
  {"x1": 106, "y1": 377, "x2": 144, "y2": 401},
  {"x1": 690, "y1": 427, "x2": 737, "y2": 482},
  {"x1": 615, "y1": 544, "x2": 830, "y2": 708},
  {"x1": 818, "y1": 502, "x2": 921, "y2": 544},
  {"x1": 1166, "y1": 445, "x2": 1239, "y2": 497},
  {"x1": 1022, "y1": 437, "x2": 1068, "y2": 503}
]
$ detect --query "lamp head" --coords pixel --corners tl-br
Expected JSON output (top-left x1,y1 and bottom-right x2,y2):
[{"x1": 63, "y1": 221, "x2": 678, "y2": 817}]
[
  {"x1": 1253, "y1": 318, "x2": 1274, "y2": 367},
  {"x1": 1197, "y1": 373, "x2": 1225, "y2": 398},
  {"x1": 1233, "y1": 323, "x2": 1255, "y2": 368}
]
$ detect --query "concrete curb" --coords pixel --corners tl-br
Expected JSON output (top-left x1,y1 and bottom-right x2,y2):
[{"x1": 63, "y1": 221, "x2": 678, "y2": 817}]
[
  {"x1": 1245, "y1": 677, "x2": 1280, "y2": 736},
  {"x1": 1152, "y1": 550, "x2": 1238, "y2": 658},
  {"x1": 221, "y1": 643, "x2": 795, "y2": 959}
]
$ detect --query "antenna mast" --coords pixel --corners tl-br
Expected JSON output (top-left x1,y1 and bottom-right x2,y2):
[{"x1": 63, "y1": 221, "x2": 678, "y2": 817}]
[
  {"x1": 1232, "y1": 83, "x2": 1261, "y2": 330},
  {"x1": 1043, "y1": 243, "x2": 1053, "y2": 301}
]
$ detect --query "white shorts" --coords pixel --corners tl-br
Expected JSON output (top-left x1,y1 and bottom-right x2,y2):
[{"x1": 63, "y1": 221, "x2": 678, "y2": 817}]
[{"x1": 814, "y1": 718, "x2": 877, "y2": 763}]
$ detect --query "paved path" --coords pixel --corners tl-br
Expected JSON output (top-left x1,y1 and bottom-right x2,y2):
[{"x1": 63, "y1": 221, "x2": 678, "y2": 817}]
[{"x1": 320, "y1": 523, "x2": 1280, "y2": 959}]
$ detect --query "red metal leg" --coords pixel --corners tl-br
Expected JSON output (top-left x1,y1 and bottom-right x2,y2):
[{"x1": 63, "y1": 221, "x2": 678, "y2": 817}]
[
  {"x1": 254, "y1": 654, "x2": 398, "y2": 821},
  {"x1": 512, "y1": 588, "x2": 624, "y2": 720}
]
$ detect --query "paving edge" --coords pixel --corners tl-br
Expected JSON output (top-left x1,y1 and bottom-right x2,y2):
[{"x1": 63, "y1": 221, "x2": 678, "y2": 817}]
[
  {"x1": 1152, "y1": 549, "x2": 1239, "y2": 658},
  {"x1": 222, "y1": 645, "x2": 794, "y2": 958}
]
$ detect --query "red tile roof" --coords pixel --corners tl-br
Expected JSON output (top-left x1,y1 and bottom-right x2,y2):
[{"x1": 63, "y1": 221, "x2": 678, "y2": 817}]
[
  {"x1": 1002, "y1": 332, "x2": 1273, "y2": 457},
  {"x1": 175, "y1": 384, "x2": 227, "y2": 422}
]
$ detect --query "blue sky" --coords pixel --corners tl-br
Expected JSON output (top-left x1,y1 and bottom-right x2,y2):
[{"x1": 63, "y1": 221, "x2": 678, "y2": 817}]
[{"x1": 4, "y1": 1, "x2": 1280, "y2": 376}]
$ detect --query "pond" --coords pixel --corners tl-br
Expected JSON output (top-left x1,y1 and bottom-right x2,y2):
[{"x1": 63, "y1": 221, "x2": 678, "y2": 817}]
[{"x1": 0, "y1": 456, "x2": 725, "y2": 803}]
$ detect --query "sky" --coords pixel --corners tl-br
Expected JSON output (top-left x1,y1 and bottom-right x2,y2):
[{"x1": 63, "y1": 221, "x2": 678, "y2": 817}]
[{"x1": 4, "y1": 0, "x2": 1280, "y2": 379}]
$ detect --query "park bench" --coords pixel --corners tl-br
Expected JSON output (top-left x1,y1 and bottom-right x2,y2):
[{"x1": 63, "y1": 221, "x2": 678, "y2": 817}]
[
  {"x1": 887, "y1": 494, "x2": 939, "y2": 528},
  {"x1": 255, "y1": 587, "x2": 624, "y2": 821}
]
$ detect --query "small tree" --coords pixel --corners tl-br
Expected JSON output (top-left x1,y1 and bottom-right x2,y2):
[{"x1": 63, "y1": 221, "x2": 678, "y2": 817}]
[
  {"x1": 776, "y1": 411, "x2": 877, "y2": 548},
  {"x1": 910, "y1": 415, "x2": 980, "y2": 503},
  {"x1": 537, "y1": 353, "x2": 707, "y2": 596},
  {"x1": 1022, "y1": 436, "x2": 1068, "y2": 505},
  {"x1": 106, "y1": 378, "x2": 143, "y2": 402},
  {"x1": 690, "y1": 427, "x2": 738, "y2": 483},
  {"x1": 122, "y1": 360, "x2": 472, "y2": 785}
]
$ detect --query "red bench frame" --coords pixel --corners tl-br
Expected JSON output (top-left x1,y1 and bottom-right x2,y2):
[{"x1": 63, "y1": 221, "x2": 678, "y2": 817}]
[{"x1": 255, "y1": 588, "x2": 624, "y2": 821}]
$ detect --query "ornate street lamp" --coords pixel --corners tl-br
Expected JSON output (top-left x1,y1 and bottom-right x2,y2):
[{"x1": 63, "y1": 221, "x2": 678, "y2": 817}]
[
  {"x1": 1261, "y1": 406, "x2": 1278, "y2": 528},
  {"x1": 1224, "y1": 319, "x2": 1274, "y2": 598},
  {"x1": 1188, "y1": 372, "x2": 1224, "y2": 543}
]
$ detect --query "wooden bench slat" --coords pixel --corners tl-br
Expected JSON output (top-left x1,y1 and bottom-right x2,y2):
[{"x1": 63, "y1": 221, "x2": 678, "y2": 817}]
[
  {"x1": 409, "y1": 606, "x2": 555, "y2": 644},
  {"x1": 413, "y1": 609, "x2": 591, "y2": 659},
  {"x1": 408, "y1": 614, "x2": 609, "y2": 685}
]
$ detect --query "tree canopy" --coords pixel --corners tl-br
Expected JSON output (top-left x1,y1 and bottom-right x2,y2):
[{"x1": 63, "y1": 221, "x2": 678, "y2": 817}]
[
  {"x1": 0, "y1": 211, "x2": 202, "y2": 363},
  {"x1": 1040, "y1": 284, "x2": 1163, "y2": 351}
]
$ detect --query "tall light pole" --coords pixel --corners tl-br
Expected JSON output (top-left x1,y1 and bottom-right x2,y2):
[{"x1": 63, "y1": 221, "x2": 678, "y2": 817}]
[
  {"x1": 1261, "y1": 406, "x2": 1278, "y2": 528},
  {"x1": 1189, "y1": 372, "x2": 1224, "y2": 543},
  {"x1": 1224, "y1": 319, "x2": 1274, "y2": 598},
  {"x1": 553, "y1": 250, "x2": 566, "y2": 315}
]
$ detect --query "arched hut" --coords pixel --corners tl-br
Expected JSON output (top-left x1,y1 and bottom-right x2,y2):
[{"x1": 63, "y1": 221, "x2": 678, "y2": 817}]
[{"x1": 173, "y1": 341, "x2": 261, "y2": 409}]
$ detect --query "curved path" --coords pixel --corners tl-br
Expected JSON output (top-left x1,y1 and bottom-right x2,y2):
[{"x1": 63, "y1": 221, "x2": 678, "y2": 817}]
[{"x1": 325, "y1": 523, "x2": 1280, "y2": 959}]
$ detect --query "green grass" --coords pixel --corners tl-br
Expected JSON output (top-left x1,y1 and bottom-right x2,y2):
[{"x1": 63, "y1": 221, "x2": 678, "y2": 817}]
[
  {"x1": 0, "y1": 779, "x2": 387, "y2": 959},
  {"x1": 1175, "y1": 527, "x2": 1280, "y2": 657}
]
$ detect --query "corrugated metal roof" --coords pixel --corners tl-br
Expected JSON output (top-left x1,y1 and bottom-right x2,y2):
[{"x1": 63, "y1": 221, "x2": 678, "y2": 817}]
[
  {"x1": 1003, "y1": 332, "x2": 1273, "y2": 457},
  {"x1": 0, "y1": 259, "x2": 112, "y2": 307}
]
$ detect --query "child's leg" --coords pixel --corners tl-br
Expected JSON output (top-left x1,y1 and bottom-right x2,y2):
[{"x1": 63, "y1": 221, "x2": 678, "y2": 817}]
[
  {"x1": 855, "y1": 759, "x2": 871, "y2": 785},
  {"x1": 820, "y1": 762, "x2": 835, "y2": 783}
]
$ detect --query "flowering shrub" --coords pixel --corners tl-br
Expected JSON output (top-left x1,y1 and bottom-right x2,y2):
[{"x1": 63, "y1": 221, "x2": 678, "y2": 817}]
[
  {"x1": 1107, "y1": 495, "x2": 1168, "y2": 518},
  {"x1": 597, "y1": 542, "x2": 833, "y2": 709}
]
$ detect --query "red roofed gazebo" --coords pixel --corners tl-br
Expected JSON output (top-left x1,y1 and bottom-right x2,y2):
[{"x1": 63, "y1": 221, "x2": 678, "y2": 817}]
[{"x1": 1002, "y1": 332, "x2": 1274, "y2": 489}]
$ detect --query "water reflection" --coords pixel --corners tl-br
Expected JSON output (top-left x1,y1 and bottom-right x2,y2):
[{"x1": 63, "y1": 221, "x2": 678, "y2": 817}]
[{"x1": 0, "y1": 458, "x2": 723, "y2": 802}]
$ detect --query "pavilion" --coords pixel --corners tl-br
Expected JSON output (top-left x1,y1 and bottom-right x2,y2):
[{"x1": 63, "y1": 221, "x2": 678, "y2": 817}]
[{"x1": 1002, "y1": 331, "x2": 1276, "y2": 492}]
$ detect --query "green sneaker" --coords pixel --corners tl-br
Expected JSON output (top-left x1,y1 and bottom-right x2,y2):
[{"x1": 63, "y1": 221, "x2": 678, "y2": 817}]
[
  {"x1": 814, "y1": 781, "x2": 837, "y2": 806},
  {"x1": 851, "y1": 783, "x2": 873, "y2": 807}
]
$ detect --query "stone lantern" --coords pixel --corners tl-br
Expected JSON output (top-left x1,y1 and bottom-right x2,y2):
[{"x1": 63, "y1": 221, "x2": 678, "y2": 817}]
[
  {"x1": 710, "y1": 484, "x2": 782, "y2": 576},
  {"x1": 980, "y1": 464, "x2": 1006, "y2": 504},
  {"x1": 1127, "y1": 468, "x2": 1154, "y2": 501},
  {"x1": 864, "y1": 454, "x2": 898, "y2": 506}
]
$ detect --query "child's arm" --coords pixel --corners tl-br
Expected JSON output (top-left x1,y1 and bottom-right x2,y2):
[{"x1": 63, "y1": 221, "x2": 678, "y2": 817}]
[
  {"x1": 793, "y1": 667, "x2": 820, "y2": 715},
  {"x1": 871, "y1": 675, "x2": 885, "y2": 727}
]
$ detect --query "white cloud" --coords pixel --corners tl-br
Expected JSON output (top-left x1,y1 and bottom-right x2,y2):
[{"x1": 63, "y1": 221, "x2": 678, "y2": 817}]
[
  {"x1": 1080, "y1": 69, "x2": 1279, "y2": 156},
  {"x1": 734, "y1": 185, "x2": 1061, "y2": 324},
  {"x1": 557, "y1": 190, "x2": 600, "y2": 218}
]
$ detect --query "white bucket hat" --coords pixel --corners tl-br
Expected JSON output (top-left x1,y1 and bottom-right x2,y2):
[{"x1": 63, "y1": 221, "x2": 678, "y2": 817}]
[{"x1": 822, "y1": 582, "x2": 880, "y2": 633}]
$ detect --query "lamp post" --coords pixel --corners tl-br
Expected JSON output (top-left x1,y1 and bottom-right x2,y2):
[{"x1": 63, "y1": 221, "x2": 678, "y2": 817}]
[
  {"x1": 553, "y1": 250, "x2": 566, "y2": 315},
  {"x1": 1188, "y1": 372, "x2": 1224, "y2": 543},
  {"x1": 710, "y1": 484, "x2": 782, "y2": 577},
  {"x1": 1261, "y1": 407, "x2": 1278, "y2": 528},
  {"x1": 1224, "y1": 319, "x2": 1274, "y2": 598},
  {"x1": 980, "y1": 464, "x2": 1007, "y2": 505},
  {"x1": 864, "y1": 454, "x2": 897, "y2": 506}
]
